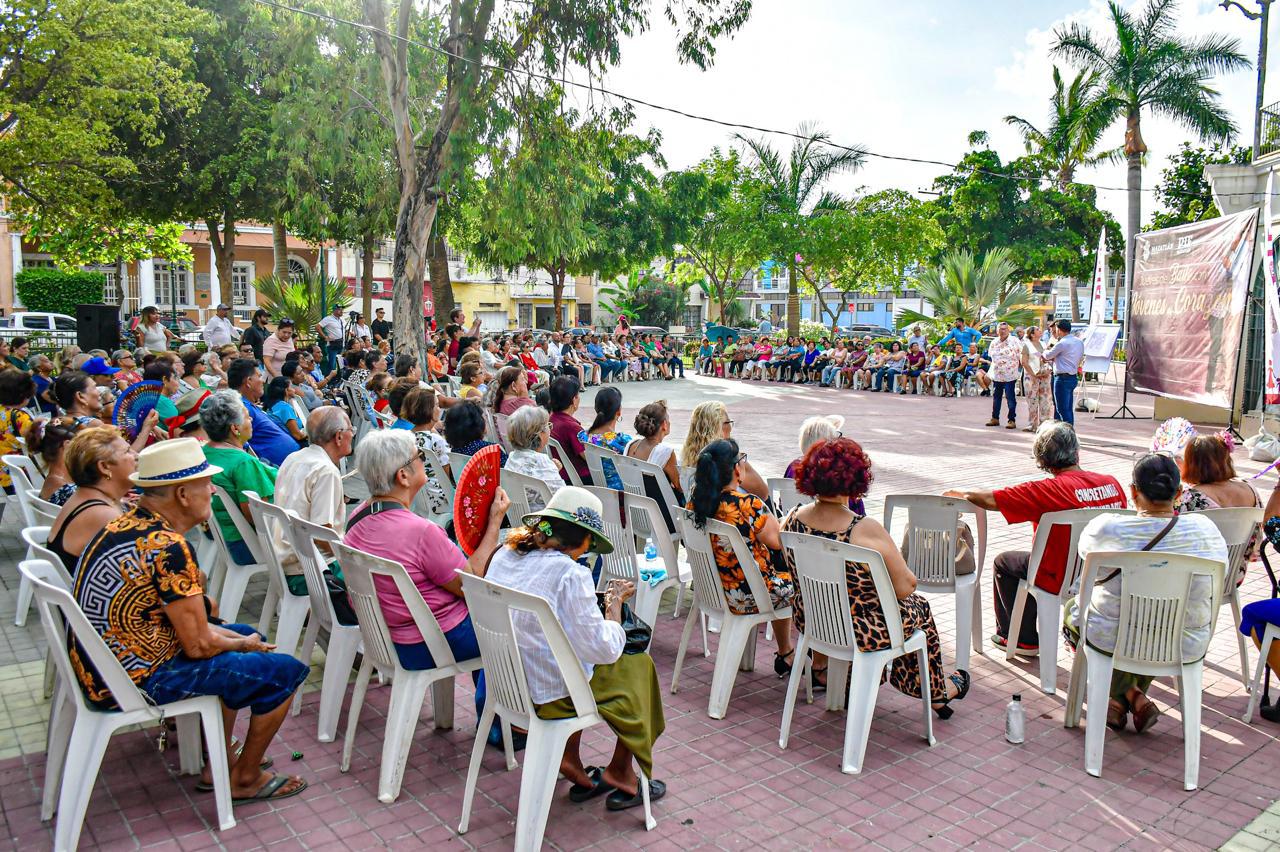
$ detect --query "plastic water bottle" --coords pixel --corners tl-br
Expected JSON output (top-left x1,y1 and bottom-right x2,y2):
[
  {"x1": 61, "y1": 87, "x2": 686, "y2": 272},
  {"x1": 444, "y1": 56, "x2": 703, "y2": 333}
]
[
  {"x1": 644, "y1": 536, "x2": 658, "y2": 562},
  {"x1": 1005, "y1": 694, "x2": 1025, "y2": 744}
]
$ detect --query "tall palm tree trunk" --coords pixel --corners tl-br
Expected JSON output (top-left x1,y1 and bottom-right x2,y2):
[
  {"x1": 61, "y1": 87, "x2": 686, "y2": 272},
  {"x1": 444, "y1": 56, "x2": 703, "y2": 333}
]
[
  {"x1": 272, "y1": 223, "x2": 289, "y2": 280},
  {"x1": 1123, "y1": 111, "x2": 1145, "y2": 342}
]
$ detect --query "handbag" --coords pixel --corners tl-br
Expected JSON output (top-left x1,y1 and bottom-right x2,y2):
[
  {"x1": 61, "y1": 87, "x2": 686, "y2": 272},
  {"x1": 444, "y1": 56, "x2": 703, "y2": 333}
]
[{"x1": 597, "y1": 593, "x2": 653, "y2": 654}]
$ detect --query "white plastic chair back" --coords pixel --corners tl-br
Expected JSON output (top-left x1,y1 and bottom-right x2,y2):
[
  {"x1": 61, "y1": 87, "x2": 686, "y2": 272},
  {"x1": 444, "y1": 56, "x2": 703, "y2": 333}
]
[
  {"x1": 501, "y1": 467, "x2": 554, "y2": 523},
  {"x1": 1198, "y1": 507, "x2": 1263, "y2": 596},
  {"x1": 283, "y1": 513, "x2": 344, "y2": 632},
  {"x1": 332, "y1": 541, "x2": 459, "y2": 674},
  {"x1": 768, "y1": 477, "x2": 808, "y2": 516},
  {"x1": 583, "y1": 484, "x2": 637, "y2": 589},
  {"x1": 3, "y1": 452, "x2": 44, "y2": 489},
  {"x1": 211, "y1": 484, "x2": 265, "y2": 564},
  {"x1": 449, "y1": 452, "x2": 473, "y2": 484},
  {"x1": 582, "y1": 441, "x2": 617, "y2": 489},
  {"x1": 1026, "y1": 507, "x2": 1137, "y2": 597},
  {"x1": 244, "y1": 492, "x2": 297, "y2": 602},
  {"x1": 612, "y1": 452, "x2": 681, "y2": 541},
  {"x1": 545, "y1": 437, "x2": 583, "y2": 486},
  {"x1": 483, "y1": 409, "x2": 500, "y2": 444},
  {"x1": 4, "y1": 459, "x2": 38, "y2": 528},
  {"x1": 459, "y1": 572, "x2": 599, "y2": 727},
  {"x1": 781, "y1": 531, "x2": 905, "y2": 653},
  {"x1": 883, "y1": 494, "x2": 985, "y2": 591},
  {"x1": 494, "y1": 412, "x2": 514, "y2": 452},
  {"x1": 290, "y1": 398, "x2": 310, "y2": 436},
  {"x1": 27, "y1": 489, "x2": 59, "y2": 524},
  {"x1": 423, "y1": 448, "x2": 456, "y2": 503},
  {"x1": 1080, "y1": 551, "x2": 1224, "y2": 672},
  {"x1": 21, "y1": 526, "x2": 72, "y2": 589},
  {"x1": 624, "y1": 490, "x2": 679, "y2": 564}
]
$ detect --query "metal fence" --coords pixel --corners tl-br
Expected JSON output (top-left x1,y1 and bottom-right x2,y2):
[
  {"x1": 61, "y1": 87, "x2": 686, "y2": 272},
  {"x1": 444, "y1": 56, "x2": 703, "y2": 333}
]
[{"x1": 1261, "y1": 101, "x2": 1280, "y2": 158}]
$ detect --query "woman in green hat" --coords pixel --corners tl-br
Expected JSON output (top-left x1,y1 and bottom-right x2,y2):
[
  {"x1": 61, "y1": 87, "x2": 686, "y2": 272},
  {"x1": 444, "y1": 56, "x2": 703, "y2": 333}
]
[{"x1": 484, "y1": 485, "x2": 667, "y2": 812}]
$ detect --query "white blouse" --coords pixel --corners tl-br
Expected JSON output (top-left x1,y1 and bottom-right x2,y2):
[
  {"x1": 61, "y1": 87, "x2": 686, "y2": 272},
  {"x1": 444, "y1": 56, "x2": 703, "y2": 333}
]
[
  {"x1": 504, "y1": 448, "x2": 563, "y2": 511},
  {"x1": 484, "y1": 547, "x2": 625, "y2": 704}
]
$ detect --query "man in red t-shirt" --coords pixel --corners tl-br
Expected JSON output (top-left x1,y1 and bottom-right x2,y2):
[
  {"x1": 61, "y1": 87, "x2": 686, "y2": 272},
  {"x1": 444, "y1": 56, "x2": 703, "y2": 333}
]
[{"x1": 944, "y1": 421, "x2": 1126, "y2": 651}]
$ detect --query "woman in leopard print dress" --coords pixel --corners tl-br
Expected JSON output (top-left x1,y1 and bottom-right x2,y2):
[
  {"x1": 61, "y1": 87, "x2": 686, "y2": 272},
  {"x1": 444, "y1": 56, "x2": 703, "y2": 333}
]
[{"x1": 779, "y1": 437, "x2": 969, "y2": 716}]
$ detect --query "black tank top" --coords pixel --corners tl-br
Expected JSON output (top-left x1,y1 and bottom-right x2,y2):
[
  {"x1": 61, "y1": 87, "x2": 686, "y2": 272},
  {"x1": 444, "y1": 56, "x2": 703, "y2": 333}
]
[{"x1": 46, "y1": 499, "x2": 109, "y2": 576}]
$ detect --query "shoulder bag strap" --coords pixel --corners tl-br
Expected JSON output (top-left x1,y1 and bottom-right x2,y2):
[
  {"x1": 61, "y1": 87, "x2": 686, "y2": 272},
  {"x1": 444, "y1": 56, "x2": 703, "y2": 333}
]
[{"x1": 1098, "y1": 515, "x2": 1178, "y2": 584}]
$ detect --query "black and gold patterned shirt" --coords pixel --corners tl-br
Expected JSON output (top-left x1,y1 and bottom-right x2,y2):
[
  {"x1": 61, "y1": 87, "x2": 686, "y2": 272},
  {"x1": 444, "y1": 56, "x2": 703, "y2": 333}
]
[{"x1": 70, "y1": 506, "x2": 204, "y2": 709}]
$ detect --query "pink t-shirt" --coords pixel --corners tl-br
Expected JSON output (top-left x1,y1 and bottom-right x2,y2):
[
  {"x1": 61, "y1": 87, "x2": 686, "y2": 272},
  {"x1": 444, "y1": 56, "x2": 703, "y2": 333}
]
[{"x1": 343, "y1": 506, "x2": 468, "y2": 642}]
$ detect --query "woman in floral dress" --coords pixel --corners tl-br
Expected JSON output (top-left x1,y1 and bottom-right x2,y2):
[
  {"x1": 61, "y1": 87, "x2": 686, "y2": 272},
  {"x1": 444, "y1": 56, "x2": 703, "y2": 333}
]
[{"x1": 1021, "y1": 318, "x2": 1053, "y2": 432}]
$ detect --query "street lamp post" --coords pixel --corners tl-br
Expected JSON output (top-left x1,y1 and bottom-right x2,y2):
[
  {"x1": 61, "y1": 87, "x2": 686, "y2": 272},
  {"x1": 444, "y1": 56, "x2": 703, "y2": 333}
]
[{"x1": 1221, "y1": 0, "x2": 1273, "y2": 161}]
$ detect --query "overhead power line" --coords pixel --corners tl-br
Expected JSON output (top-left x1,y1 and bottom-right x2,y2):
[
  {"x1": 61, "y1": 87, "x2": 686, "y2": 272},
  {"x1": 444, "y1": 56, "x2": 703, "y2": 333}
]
[{"x1": 250, "y1": 0, "x2": 1262, "y2": 204}]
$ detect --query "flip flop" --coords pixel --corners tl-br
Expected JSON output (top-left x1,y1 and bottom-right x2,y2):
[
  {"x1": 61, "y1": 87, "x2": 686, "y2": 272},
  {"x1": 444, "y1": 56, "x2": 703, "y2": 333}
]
[
  {"x1": 195, "y1": 752, "x2": 274, "y2": 793},
  {"x1": 605, "y1": 779, "x2": 666, "y2": 811},
  {"x1": 231, "y1": 773, "x2": 308, "y2": 804},
  {"x1": 568, "y1": 766, "x2": 616, "y2": 803}
]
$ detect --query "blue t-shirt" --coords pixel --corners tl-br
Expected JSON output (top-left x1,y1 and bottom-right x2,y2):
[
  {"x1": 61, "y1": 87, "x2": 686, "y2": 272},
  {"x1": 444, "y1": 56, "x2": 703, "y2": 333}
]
[
  {"x1": 803, "y1": 349, "x2": 820, "y2": 366},
  {"x1": 243, "y1": 399, "x2": 299, "y2": 466},
  {"x1": 938, "y1": 326, "x2": 982, "y2": 351},
  {"x1": 267, "y1": 400, "x2": 301, "y2": 434},
  {"x1": 33, "y1": 374, "x2": 56, "y2": 415}
]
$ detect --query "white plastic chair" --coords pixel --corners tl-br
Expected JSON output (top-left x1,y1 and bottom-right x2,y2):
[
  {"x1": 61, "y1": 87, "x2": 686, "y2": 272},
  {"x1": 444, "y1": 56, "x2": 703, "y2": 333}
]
[
  {"x1": 494, "y1": 412, "x2": 514, "y2": 453},
  {"x1": 482, "y1": 409, "x2": 500, "y2": 444},
  {"x1": 502, "y1": 467, "x2": 554, "y2": 522},
  {"x1": 334, "y1": 542, "x2": 483, "y2": 803},
  {"x1": 582, "y1": 441, "x2": 617, "y2": 489},
  {"x1": 1198, "y1": 507, "x2": 1264, "y2": 689},
  {"x1": 457, "y1": 573, "x2": 657, "y2": 851},
  {"x1": 1243, "y1": 622, "x2": 1280, "y2": 723},
  {"x1": 3, "y1": 452, "x2": 45, "y2": 489},
  {"x1": 207, "y1": 484, "x2": 269, "y2": 624},
  {"x1": 284, "y1": 514, "x2": 365, "y2": 742},
  {"x1": 4, "y1": 455, "x2": 41, "y2": 528},
  {"x1": 244, "y1": 493, "x2": 312, "y2": 659},
  {"x1": 21, "y1": 527, "x2": 68, "y2": 698},
  {"x1": 20, "y1": 559, "x2": 235, "y2": 850},
  {"x1": 27, "y1": 489, "x2": 59, "y2": 525},
  {"x1": 778, "y1": 532, "x2": 935, "y2": 774},
  {"x1": 671, "y1": 509, "x2": 793, "y2": 719},
  {"x1": 767, "y1": 477, "x2": 808, "y2": 517},
  {"x1": 545, "y1": 437, "x2": 583, "y2": 486},
  {"x1": 10, "y1": 462, "x2": 43, "y2": 627},
  {"x1": 1006, "y1": 508, "x2": 1137, "y2": 694},
  {"x1": 883, "y1": 495, "x2": 987, "y2": 671},
  {"x1": 290, "y1": 398, "x2": 310, "y2": 436},
  {"x1": 448, "y1": 451, "x2": 474, "y2": 485},
  {"x1": 1062, "y1": 551, "x2": 1224, "y2": 791},
  {"x1": 612, "y1": 452, "x2": 683, "y2": 549}
]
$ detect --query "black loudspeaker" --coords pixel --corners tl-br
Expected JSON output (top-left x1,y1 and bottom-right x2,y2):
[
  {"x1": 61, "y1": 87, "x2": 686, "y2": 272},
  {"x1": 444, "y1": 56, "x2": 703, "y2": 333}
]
[{"x1": 75, "y1": 304, "x2": 121, "y2": 352}]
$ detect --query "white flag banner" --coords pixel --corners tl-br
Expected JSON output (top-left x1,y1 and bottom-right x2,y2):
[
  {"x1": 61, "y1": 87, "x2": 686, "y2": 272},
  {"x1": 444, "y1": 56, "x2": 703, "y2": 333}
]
[
  {"x1": 1088, "y1": 227, "x2": 1107, "y2": 327},
  {"x1": 1263, "y1": 172, "x2": 1280, "y2": 406}
]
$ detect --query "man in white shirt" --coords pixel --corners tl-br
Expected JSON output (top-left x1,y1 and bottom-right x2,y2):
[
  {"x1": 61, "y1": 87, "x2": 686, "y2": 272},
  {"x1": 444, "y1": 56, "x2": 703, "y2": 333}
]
[
  {"x1": 316, "y1": 306, "x2": 345, "y2": 372},
  {"x1": 202, "y1": 303, "x2": 237, "y2": 350},
  {"x1": 272, "y1": 406, "x2": 357, "y2": 622}
]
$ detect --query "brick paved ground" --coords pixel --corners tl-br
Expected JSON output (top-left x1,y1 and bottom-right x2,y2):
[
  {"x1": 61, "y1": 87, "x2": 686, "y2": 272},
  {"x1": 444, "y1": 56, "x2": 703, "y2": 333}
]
[{"x1": 2, "y1": 370, "x2": 1279, "y2": 851}]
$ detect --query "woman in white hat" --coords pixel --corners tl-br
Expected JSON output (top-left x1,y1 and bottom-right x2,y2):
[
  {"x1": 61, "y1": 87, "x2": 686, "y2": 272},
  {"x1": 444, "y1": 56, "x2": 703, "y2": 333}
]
[{"x1": 484, "y1": 486, "x2": 667, "y2": 812}]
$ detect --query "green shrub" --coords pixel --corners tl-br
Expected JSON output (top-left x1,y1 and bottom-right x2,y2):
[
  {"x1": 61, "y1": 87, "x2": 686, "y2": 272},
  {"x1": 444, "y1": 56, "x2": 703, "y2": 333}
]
[{"x1": 15, "y1": 268, "x2": 104, "y2": 315}]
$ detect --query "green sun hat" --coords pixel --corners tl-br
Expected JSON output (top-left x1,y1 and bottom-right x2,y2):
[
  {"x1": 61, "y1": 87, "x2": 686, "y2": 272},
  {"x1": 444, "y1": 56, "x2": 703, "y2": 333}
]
[{"x1": 521, "y1": 485, "x2": 614, "y2": 554}]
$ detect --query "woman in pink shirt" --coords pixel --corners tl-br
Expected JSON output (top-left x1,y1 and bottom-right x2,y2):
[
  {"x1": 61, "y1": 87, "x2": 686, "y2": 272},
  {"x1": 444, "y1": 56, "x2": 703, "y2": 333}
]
[{"x1": 343, "y1": 430, "x2": 509, "y2": 726}]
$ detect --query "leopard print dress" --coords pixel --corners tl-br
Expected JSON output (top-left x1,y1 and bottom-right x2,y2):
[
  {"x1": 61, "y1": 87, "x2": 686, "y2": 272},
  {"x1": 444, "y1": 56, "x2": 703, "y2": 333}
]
[{"x1": 781, "y1": 508, "x2": 947, "y2": 701}]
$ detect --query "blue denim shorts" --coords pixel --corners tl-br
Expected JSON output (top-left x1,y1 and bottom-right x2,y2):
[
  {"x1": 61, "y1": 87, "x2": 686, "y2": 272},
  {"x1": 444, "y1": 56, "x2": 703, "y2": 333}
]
[{"x1": 143, "y1": 623, "x2": 309, "y2": 715}]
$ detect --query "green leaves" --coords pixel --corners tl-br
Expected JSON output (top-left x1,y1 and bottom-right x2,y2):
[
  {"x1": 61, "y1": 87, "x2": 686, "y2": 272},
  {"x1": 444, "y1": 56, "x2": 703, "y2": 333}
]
[
  {"x1": 253, "y1": 273, "x2": 352, "y2": 337},
  {"x1": 1147, "y1": 141, "x2": 1250, "y2": 231},
  {"x1": 14, "y1": 269, "x2": 105, "y2": 315},
  {"x1": 897, "y1": 249, "x2": 1034, "y2": 333}
]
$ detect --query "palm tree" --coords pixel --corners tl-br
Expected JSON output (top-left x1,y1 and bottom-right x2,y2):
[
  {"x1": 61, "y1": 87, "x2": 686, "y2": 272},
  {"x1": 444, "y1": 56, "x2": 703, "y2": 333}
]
[
  {"x1": 254, "y1": 272, "x2": 352, "y2": 340},
  {"x1": 1051, "y1": 0, "x2": 1248, "y2": 298},
  {"x1": 737, "y1": 124, "x2": 864, "y2": 338},
  {"x1": 896, "y1": 249, "x2": 1036, "y2": 334},
  {"x1": 1005, "y1": 66, "x2": 1120, "y2": 321}
]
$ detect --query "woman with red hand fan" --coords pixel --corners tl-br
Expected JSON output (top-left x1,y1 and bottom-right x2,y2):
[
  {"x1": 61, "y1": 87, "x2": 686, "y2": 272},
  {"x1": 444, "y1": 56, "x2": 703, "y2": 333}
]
[{"x1": 344, "y1": 430, "x2": 510, "y2": 742}]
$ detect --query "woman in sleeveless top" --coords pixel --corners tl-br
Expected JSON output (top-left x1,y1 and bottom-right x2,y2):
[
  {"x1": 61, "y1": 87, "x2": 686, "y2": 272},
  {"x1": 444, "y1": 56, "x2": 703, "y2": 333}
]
[
  {"x1": 626, "y1": 401, "x2": 684, "y2": 533},
  {"x1": 779, "y1": 437, "x2": 969, "y2": 717},
  {"x1": 46, "y1": 427, "x2": 137, "y2": 574}
]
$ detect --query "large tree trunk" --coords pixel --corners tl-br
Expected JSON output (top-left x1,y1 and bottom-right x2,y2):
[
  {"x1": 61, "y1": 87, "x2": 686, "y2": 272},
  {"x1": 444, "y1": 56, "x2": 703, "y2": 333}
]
[
  {"x1": 116, "y1": 257, "x2": 128, "y2": 309},
  {"x1": 1068, "y1": 276, "x2": 1080, "y2": 323},
  {"x1": 360, "y1": 233, "x2": 376, "y2": 321},
  {"x1": 427, "y1": 232, "x2": 453, "y2": 328},
  {"x1": 206, "y1": 212, "x2": 235, "y2": 308},
  {"x1": 551, "y1": 261, "x2": 567, "y2": 331},
  {"x1": 390, "y1": 175, "x2": 433, "y2": 360},
  {"x1": 786, "y1": 258, "x2": 800, "y2": 338},
  {"x1": 272, "y1": 222, "x2": 289, "y2": 280}
]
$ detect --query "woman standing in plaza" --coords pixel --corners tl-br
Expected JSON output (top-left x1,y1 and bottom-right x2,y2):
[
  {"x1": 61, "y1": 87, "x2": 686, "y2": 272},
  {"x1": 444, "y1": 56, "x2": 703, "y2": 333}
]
[{"x1": 1021, "y1": 318, "x2": 1053, "y2": 432}]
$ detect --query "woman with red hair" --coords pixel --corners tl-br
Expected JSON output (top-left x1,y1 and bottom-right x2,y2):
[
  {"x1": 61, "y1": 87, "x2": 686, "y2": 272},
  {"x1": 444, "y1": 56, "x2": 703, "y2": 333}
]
[{"x1": 780, "y1": 437, "x2": 969, "y2": 716}]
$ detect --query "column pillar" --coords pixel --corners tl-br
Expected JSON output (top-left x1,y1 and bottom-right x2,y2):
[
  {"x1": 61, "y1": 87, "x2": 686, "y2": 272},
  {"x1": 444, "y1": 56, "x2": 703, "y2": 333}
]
[
  {"x1": 10, "y1": 235, "x2": 22, "y2": 308},
  {"x1": 138, "y1": 258, "x2": 156, "y2": 306}
]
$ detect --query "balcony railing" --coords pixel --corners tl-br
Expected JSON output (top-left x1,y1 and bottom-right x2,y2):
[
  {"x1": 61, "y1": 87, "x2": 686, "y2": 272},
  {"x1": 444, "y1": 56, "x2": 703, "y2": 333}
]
[{"x1": 1261, "y1": 101, "x2": 1280, "y2": 158}]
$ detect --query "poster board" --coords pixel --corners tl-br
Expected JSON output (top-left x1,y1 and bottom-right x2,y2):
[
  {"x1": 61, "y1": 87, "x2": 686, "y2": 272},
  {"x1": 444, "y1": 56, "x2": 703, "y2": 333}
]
[
  {"x1": 1082, "y1": 324, "x2": 1122, "y2": 359},
  {"x1": 1125, "y1": 209, "x2": 1258, "y2": 408}
]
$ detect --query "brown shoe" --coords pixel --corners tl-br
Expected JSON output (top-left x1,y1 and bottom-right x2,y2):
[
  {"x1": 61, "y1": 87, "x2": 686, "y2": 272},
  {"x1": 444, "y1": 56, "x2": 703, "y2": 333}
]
[
  {"x1": 1006, "y1": 421, "x2": 1016, "y2": 429},
  {"x1": 985, "y1": 419, "x2": 999, "y2": 427}
]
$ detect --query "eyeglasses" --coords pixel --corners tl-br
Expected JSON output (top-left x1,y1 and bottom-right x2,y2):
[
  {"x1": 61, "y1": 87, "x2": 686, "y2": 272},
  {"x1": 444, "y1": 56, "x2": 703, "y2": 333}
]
[
  {"x1": 724, "y1": 419, "x2": 735, "y2": 426},
  {"x1": 736, "y1": 452, "x2": 748, "y2": 465},
  {"x1": 400, "y1": 447, "x2": 427, "y2": 471}
]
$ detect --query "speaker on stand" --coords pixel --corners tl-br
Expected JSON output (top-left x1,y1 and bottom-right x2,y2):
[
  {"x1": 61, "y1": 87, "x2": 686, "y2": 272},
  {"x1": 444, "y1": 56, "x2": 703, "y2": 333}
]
[{"x1": 75, "y1": 304, "x2": 122, "y2": 353}]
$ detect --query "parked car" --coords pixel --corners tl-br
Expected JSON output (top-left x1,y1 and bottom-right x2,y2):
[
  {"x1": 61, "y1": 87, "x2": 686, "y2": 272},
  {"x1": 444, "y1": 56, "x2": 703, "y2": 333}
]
[
  {"x1": 838, "y1": 323, "x2": 896, "y2": 339},
  {"x1": 0, "y1": 312, "x2": 78, "y2": 334}
]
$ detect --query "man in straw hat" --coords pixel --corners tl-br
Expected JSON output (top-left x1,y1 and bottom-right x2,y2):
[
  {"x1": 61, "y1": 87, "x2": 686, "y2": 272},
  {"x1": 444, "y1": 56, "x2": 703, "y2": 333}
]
[{"x1": 70, "y1": 437, "x2": 310, "y2": 803}]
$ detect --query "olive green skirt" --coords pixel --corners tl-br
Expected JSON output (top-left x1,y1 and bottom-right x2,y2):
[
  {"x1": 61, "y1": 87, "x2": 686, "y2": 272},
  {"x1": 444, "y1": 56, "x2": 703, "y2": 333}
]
[{"x1": 535, "y1": 652, "x2": 666, "y2": 778}]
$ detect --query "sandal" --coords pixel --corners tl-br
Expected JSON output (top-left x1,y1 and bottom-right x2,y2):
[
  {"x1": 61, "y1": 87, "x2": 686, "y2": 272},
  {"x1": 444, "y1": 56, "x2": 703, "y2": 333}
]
[
  {"x1": 1131, "y1": 697, "x2": 1161, "y2": 734},
  {"x1": 195, "y1": 749, "x2": 274, "y2": 793},
  {"x1": 932, "y1": 670, "x2": 971, "y2": 720},
  {"x1": 774, "y1": 649, "x2": 795, "y2": 679},
  {"x1": 232, "y1": 773, "x2": 308, "y2": 804},
  {"x1": 568, "y1": 766, "x2": 616, "y2": 803},
  {"x1": 605, "y1": 779, "x2": 667, "y2": 811},
  {"x1": 1106, "y1": 699, "x2": 1128, "y2": 732},
  {"x1": 810, "y1": 665, "x2": 828, "y2": 694}
]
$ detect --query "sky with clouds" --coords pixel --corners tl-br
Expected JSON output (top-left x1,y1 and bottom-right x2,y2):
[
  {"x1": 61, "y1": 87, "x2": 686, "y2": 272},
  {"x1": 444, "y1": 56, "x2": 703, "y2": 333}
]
[{"x1": 594, "y1": 0, "x2": 1276, "y2": 231}]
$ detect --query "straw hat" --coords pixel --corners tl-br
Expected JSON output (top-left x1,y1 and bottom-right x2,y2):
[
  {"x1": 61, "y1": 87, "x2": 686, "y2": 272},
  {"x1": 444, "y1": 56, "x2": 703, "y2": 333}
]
[
  {"x1": 129, "y1": 437, "x2": 222, "y2": 486},
  {"x1": 521, "y1": 486, "x2": 614, "y2": 554}
]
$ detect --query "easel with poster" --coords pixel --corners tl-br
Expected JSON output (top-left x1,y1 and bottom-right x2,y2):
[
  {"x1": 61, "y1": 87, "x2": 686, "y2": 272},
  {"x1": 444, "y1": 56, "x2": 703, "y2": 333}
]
[{"x1": 1078, "y1": 323, "x2": 1123, "y2": 410}]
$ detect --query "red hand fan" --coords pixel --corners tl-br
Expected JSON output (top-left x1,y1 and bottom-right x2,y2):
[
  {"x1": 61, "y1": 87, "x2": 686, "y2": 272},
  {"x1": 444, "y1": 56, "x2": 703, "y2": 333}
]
[{"x1": 453, "y1": 444, "x2": 503, "y2": 555}]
